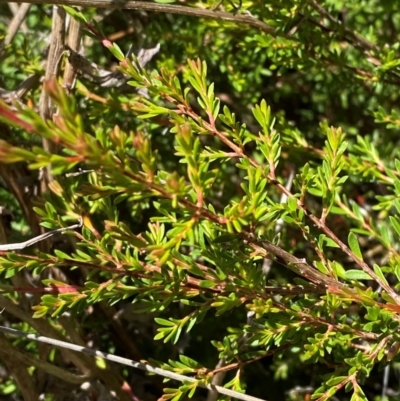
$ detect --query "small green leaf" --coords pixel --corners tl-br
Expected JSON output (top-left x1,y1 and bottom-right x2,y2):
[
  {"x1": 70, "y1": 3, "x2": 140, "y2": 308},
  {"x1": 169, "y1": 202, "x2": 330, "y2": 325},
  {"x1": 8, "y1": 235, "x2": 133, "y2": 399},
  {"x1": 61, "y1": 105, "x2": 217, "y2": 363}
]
[
  {"x1": 154, "y1": 318, "x2": 175, "y2": 327},
  {"x1": 380, "y1": 224, "x2": 390, "y2": 245},
  {"x1": 107, "y1": 43, "x2": 125, "y2": 61},
  {"x1": 348, "y1": 232, "x2": 363, "y2": 260},
  {"x1": 63, "y1": 6, "x2": 87, "y2": 23},
  {"x1": 32, "y1": 207, "x2": 47, "y2": 217},
  {"x1": 179, "y1": 355, "x2": 203, "y2": 369},
  {"x1": 326, "y1": 376, "x2": 347, "y2": 386},
  {"x1": 95, "y1": 356, "x2": 107, "y2": 370},
  {"x1": 373, "y1": 264, "x2": 388, "y2": 285},
  {"x1": 199, "y1": 280, "x2": 216, "y2": 288},
  {"x1": 314, "y1": 261, "x2": 329, "y2": 275},
  {"x1": 54, "y1": 249, "x2": 71, "y2": 259},
  {"x1": 154, "y1": 332, "x2": 166, "y2": 340},
  {"x1": 345, "y1": 270, "x2": 372, "y2": 281},
  {"x1": 389, "y1": 216, "x2": 400, "y2": 237}
]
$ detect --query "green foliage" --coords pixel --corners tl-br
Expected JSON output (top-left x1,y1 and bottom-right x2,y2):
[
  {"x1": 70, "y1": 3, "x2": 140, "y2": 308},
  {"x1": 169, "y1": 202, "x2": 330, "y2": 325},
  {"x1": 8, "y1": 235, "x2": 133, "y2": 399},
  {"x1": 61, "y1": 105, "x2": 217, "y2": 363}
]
[{"x1": 2, "y1": 0, "x2": 400, "y2": 400}]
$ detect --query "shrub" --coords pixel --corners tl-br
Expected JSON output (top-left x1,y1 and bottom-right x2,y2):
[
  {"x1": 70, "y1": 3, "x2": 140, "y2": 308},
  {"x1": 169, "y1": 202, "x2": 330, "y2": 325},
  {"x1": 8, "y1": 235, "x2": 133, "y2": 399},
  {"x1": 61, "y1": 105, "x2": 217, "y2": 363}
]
[{"x1": 1, "y1": 1, "x2": 400, "y2": 400}]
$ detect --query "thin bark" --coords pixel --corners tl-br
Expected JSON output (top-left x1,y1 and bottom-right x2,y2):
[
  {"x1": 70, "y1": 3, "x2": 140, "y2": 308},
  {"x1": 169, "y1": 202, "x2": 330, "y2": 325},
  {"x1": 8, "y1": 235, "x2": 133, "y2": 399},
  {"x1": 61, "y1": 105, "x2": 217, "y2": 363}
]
[
  {"x1": 62, "y1": 15, "x2": 82, "y2": 91},
  {"x1": 2, "y1": 2, "x2": 31, "y2": 47},
  {"x1": 39, "y1": 5, "x2": 66, "y2": 189},
  {"x1": 0, "y1": 325, "x2": 269, "y2": 401},
  {"x1": 2, "y1": 0, "x2": 276, "y2": 35}
]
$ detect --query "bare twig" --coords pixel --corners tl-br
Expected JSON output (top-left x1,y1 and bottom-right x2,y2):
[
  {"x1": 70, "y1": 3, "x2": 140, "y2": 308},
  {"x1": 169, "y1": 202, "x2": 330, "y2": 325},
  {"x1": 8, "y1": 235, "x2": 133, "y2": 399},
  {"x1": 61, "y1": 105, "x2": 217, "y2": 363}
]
[
  {"x1": 0, "y1": 219, "x2": 82, "y2": 251},
  {"x1": 39, "y1": 5, "x2": 66, "y2": 188},
  {"x1": 308, "y1": 0, "x2": 377, "y2": 52},
  {"x1": 39, "y1": 5, "x2": 66, "y2": 121},
  {"x1": 0, "y1": 295, "x2": 91, "y2": 374},
  {"x1": 8, "y1": 2, "x2": 28, "y2": 32},
  {"x1": 0, "y1": 73, "x2": 41, "y2": 104},
  {"x1": 0, "y1": 332, "x2": 90, "y2": 384},
  {"x1": 66, "y1": 42, "x2": 160, "y2": 89},
  {"x1": 62, "y1": 14, "x2": 82, "y2": 92},
  {"x1": 57, "y1": 315, "x2": 135, "y2": 401},
  {"x1": 2, "y1": 2, "x2": 31, "y2": 48},
  {"x1": 65, "y1": 168, "x2": 95, "y2": 177},
  {"x1": 4, "y1": 0, "x2": 276, "y2": 36},
  {"x1": 66, "y1": 46, "x2": 128, "y2": 87},
  {"x1": 381, "y1": 364, "x2": 390, "y2": 399},
  {"x1": 0, "y1": 325, "x2": 269, "y2": 401}
]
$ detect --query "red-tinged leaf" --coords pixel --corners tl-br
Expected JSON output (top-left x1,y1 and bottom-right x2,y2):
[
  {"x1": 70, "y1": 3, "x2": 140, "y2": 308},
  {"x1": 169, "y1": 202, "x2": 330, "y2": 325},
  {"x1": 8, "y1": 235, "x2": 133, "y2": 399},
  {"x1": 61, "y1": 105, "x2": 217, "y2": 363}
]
[{"x1": 0, "y1": 102, "x2": 35, "y2": 132}]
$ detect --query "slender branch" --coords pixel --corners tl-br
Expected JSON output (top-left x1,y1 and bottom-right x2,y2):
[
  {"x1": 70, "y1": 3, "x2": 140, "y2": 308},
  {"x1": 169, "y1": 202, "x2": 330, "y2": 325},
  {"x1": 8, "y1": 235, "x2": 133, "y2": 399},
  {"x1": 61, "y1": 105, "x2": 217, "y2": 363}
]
[
  {"x1": 62, "y1": 14, "x2": 82, "y2": 91},
  {"x1": 0, "y1": 219, "x2": 82, "y2": 251},
  {"x1": 7, "y1": 2, "x2": 28, "y2": 32},
  {"x1": 1, "y1": 2, "x2": 31, "y2": 49},
  {"x1": 179, "y1": 105, "x2": 400, "y2": 304},
  {"x1": 0, "y1": 295, "x2": 91, "y2": 374},
  {"x1": 39, "y1": 5, "x2": 66, "y2": 190},
  {"x1": 0, "y1": 325, "x2": 269, "y2": 401},
  {"x1": 308, "y1": 0, "x2": 377, "y2": 52},
  {"x1": 0, "y1": 332, "x2": 90, "y2": 384},
  {"x1": 114, "y1": 161, "x2": 345, "y2": 292},
  {"x1": 0, "y1": 74, "x2": 41, "y2": 104},
  {"x1": 56, "y1": 315, "x2": 135, "y2": 401},
  {"x1": 4, "y1": 0, "x2": 276, "y2": 35}
]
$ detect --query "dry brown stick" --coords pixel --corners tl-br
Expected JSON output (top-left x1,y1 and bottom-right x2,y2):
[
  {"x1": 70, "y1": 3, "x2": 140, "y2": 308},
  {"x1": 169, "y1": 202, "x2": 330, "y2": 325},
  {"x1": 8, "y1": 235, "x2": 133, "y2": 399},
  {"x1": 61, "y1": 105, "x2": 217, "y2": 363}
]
[
  {"x1": 0, "y1": 219, "x2": 82, "y2": 251},
  {"x1": 8, "y1": 1, "x2": 27, "y2": 30},
  {"x1": 0, "y1": 74, "x2": 41, "y2": 104},
  {"x1": 3, "y1": 0, "x2": 276, "y2": 36},
  {"x1": 39, "y1": 5, "x2": 66, "y2": 190},
  {"x1": 0, "y1": 211, "x2": 7, "y2": 246},
  {"x1": 63, "y1": 15, "x2": 82, "y2": 92},
  {"x1": 247, "y1": 238, "x2": 342, "y2": 289},
  {"x1": 2, "y1": 2, "x2": 31, "y2": 48},
  {"x1": 308, "y1": 0, "x2": 377, "y2": 52},
  {"x1": 40, "y1": 5, "x2": 66, "y2": 119}
]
